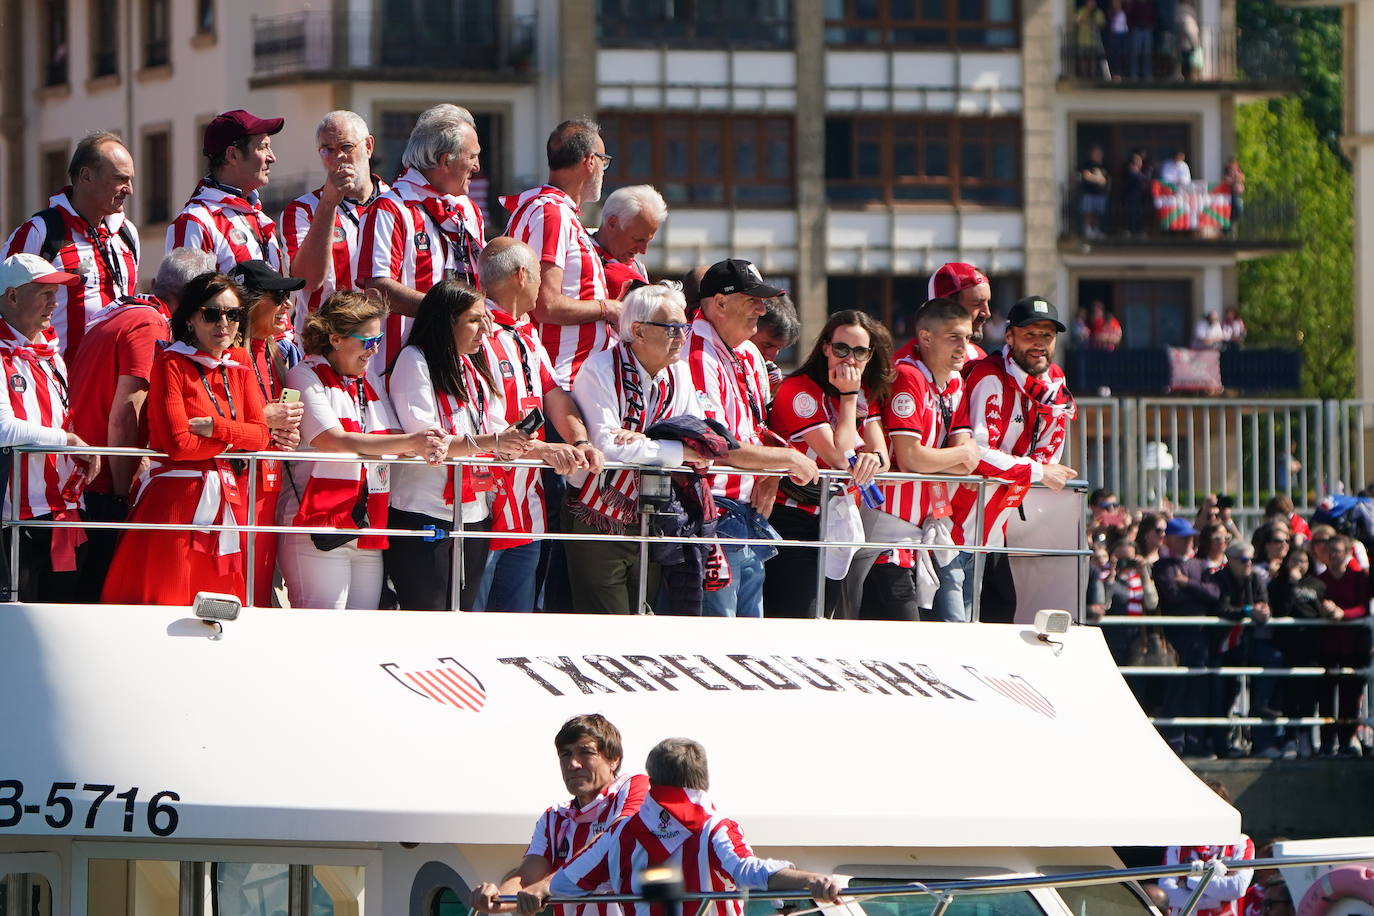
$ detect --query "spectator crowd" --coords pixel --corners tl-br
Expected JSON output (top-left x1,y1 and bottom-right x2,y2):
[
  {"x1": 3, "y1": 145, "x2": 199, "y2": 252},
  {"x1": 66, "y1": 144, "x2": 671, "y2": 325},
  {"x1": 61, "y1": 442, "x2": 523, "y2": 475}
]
[
  {"x1": 0, "y1": 107, "x2": 1080, "y2": 624},
  {"x1": 1087, "y1": 489, "x2": 1373, "y2": 760}
]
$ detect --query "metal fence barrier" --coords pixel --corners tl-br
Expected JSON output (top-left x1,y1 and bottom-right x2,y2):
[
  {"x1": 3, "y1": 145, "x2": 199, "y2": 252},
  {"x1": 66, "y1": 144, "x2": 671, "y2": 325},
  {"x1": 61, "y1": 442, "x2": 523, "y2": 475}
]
[{"x1": 5, "y1": 444, "x2": 1089, "y2": 620}]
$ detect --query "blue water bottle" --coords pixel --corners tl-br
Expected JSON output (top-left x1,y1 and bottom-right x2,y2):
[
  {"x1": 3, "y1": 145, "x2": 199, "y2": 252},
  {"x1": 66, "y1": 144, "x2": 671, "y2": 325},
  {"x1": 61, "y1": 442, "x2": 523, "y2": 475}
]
[{"x1": 846, "y1": 451, "x2": 885, "y2": 509}]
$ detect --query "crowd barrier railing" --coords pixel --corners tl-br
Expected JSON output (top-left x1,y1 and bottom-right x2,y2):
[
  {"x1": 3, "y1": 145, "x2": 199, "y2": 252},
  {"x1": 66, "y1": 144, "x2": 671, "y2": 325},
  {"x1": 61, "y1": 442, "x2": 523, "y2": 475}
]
[
  {"x1": 4, "y1": 444, "x2": 1090, "y2": 618},
  {"x1": 1096, "y1": 615, "x2": 1374, "y2": 732}
]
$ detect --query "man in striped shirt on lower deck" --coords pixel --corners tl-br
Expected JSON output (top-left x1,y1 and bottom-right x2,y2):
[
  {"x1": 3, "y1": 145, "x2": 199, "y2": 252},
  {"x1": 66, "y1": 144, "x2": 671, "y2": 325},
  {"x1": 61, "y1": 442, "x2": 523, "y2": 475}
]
[
  {"x1": 517, "y1": 737, "x2": 844, "y2": 916},
  {"x1": 471, "y1": 715, "x2": 649, "y2": 916}
]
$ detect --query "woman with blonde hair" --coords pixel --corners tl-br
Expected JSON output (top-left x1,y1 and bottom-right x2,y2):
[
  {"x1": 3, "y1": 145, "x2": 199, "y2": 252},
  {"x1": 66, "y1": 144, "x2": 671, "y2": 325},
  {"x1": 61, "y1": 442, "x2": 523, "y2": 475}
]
[{"x1": 279, "y1": 291, "x2": 447, "y2": 609}]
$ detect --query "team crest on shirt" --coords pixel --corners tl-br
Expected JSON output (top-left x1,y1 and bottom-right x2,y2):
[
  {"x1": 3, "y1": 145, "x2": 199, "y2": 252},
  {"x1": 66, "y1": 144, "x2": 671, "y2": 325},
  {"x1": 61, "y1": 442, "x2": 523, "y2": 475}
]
[
  {"x1": 78, "y1": 256, "x2": 96, "y2": 282},
  {"x1": 792, "y1": 390, "x2": 818, "y2": 419},
  {"x1": 9, "y1": 373, "x2": 26, "y2": 393},
  {"x1": 499, "y1": 359, "x2": 515, "y2": 379},
  {"x1": 332, "y1": 225, "x2": 346, "y2": 244},
  {"x1": 414, "y1": 231, "x2": 431, "y2": 252},
  {"x1": 228, "y1": 228, "x2": 249, "y2": 246},
  {"x1": 891, "y1": 392, "x2": 916, "y2": 418}
]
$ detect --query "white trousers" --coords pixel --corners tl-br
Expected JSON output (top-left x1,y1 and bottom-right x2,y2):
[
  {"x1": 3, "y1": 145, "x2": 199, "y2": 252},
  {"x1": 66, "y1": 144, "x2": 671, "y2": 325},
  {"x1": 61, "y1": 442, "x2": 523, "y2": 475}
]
[{"x1": 278, "y1": 532, "x2": 384, "y2": 610}]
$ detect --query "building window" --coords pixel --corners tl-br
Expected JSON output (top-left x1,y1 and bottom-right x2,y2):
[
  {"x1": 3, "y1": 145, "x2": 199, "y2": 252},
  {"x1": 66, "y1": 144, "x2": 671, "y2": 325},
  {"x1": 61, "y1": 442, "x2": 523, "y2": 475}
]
[
  {"x1": 143, "y1": 130, "x2": 171, "y2": 223},
  {"x1": 599, "y1": 114, "x2": 794, "y2": 207},
  {"x1": 90, "y1": 0, "x2": 118, "y2": 78},
  {"x1": 829, "y1": 273, "x2": 1022, "y2": 346},
  {"x1": 826, "y1": 116, "x2": 1021, "y2": 206},
  {"x1": 41, "y1": 145, "x2": 70, "y2": 200},
  {"x1": 1078, "y1": 278, "x2": 1191, "y2": 349},
  {"x1": 42, "y1": 0, "x2": 69, "y2": 87},
  {"x1": 196, "y1": 0, "x2": 215, "y2": 34},
  {"x1": 145, "y1": 0, "x2": 170, "y2": 68},
  {"x1": 598, "y1": 0, "x2": 792, "y2": 48},
  {"x1": 824, "y1": 0, "x2": 1017, "y2": 47}
]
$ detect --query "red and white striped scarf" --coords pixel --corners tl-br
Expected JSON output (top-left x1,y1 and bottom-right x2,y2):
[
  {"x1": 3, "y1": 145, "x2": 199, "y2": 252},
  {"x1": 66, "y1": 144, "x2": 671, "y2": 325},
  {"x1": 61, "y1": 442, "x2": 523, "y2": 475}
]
[
  {"x1": 432, "y1": 357, "x2": 495, "y2": 507},
  {"x1": 571, "y1": 344, "x2": 676, "y2": 533},
  {"x1": 292, "y1": 355, "x2": 395, "y2": 549},
  {"x1": 1123, "y1": 567, "x2": 1145, "y2": 615},
  {"x1": 0, "y1": 318, "x2": 86, "y2": 569}
]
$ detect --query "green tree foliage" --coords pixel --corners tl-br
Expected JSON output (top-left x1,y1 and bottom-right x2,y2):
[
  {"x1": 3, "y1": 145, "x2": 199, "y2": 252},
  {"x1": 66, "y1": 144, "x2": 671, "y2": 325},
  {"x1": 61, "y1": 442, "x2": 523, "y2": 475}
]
[
  {"x1": 1238, "y1": 0, "x2": 1344, "y2": 160},
  {"x1": 1236, "y1": 97, "x2": 1353, "y2": 398}
]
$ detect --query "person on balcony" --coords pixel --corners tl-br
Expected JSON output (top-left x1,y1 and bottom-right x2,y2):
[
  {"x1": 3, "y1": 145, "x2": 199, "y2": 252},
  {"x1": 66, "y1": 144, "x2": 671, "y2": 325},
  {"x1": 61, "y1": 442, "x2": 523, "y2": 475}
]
[
  {"x1": 1159, "y1": 149, "x2": 1193, "y2": 187},
  {"x1": 1106, "y1": 0, "x2": 1130, "y2": 80},
  {"x1": 1222, "y1": 156, "x2": 1245, "y2": 231},
  {"x1": 1075, "y1": 0, "x2": 1109, "y2": 78},
  {"x1": 1079, "y1": 145, "x2": 1111, "y2": 239},
  {"x1": 168, "y1": 110, "x2": 286, "y2": 274},
  {"x1": 1193, "y1": 311, "x2": 1226, "y2": 350},
  {"x1": 1122, "y1": 150, "x2": 1150, "y2": 236},
  {"x1": 1221, "y1": 306, "x2": 1246, "y2": 348},
  {"x1": 1125, "y1": 0, "x2": 1157, "y2": 79},
  {"x1": 1088, "y1": 300, "x2": 1123, "y2": 351}
]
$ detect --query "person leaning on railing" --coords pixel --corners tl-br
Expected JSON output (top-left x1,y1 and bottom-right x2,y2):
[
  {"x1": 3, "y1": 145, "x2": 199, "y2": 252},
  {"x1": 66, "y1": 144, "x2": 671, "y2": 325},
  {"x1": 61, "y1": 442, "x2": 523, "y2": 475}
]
[
  {"x1": 762, "y1": 308, "x2": 892, "y2": 620},
  {"x1": 385, "y1": 279, "x2": 533, "y2": 611},
  {"x1": 102, "y1": 273, "x2": 269, "y2": 606},
  {"x1": 277, "y1": 291, "x2": 447, "y2": 610}
]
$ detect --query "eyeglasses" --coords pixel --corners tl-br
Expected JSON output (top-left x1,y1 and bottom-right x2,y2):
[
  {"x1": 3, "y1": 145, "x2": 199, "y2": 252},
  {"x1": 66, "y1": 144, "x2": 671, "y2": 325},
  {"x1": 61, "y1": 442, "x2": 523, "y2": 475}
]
[
  {"x1": 1100, "y1": 501, "x2": 1120, "y2": 510},
  {"x1": 829, "y1": 342, "x2": 874, "y2": 361},
  {"x1": 348, "y1": 332, "x2": 383, "y2": 351},
  {"x1": 199, "y1": 306, "x2": 241, "y2": 324},
  {"x1": 592, "y1": 152, "x2": 614, "y2": 170},
  {"x1": 1210, "y1": 534, "x2": 1229, "y2": 542},
  {"x1": 319, "y1": 142, "x2": 359, "y2": 157},
  {"x1": 1312, "y1": 538, "x2": 1330, "y2": 545},
  {"x1": 639, "y1": 321, "x2": 692, "y2": 339},
  {"x1": 1269, "y1": 537, "x2": 1291, "y2": 546}
]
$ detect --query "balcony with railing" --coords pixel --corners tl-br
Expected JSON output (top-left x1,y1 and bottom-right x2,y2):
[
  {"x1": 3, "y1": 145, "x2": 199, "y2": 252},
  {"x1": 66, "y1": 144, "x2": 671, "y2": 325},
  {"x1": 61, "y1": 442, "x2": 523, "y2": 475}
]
[
  {"x1": 1058, "y1": 24, "x2": 1298, "y2": 91},
  {"x1": 1059, "y1": 181, "x2": 1300, "y2": 254},
  {"x1": 1067, "y1": 346, "x2": 1302, "y2": 395},
  {"x1": 250, "y1": 5, "x2": 537, "y2": 86}
]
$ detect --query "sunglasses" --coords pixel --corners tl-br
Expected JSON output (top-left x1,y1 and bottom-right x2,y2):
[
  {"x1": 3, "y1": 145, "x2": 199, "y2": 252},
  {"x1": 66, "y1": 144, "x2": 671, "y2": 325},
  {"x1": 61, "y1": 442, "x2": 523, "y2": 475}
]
[
  {"x1": 1269, "y1": 537, "x2": 1291, "y2": 546},
  {"x1": 199, "y1": 306, "x2": 242, "y2": 324},
  {"x1": 639, "y1": 321, "x2": 692, "y2": 339},
  {"x1": 349, "y1": 332, "x2": 383, "y2": 351},
  {"x1": 829, "y1": 342, "x2": 874, "y2": 361},
  {"x1": 1100, "y1": 501, "x2": 1120, "y2": 510}
]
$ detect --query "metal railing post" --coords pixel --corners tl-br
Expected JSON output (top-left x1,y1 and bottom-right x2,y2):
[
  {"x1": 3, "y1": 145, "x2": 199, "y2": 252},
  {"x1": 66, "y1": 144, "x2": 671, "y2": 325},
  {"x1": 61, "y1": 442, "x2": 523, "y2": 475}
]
[
  {"x1": 814, "y1": 482, "x2": 829, "y2": 619},
  {"x1": 5, "y1": 448, "x2": 17, "y2": 601},
  {"x1": 971, "y1": 480, "x2": 986, "y2": 623},
  {"x1": 449, "y1": 461, "x2": 465, "y2": 611},
  {"x1": 244, "y1": 455, "x2": 258, "y2": 609},
  {"x1": 636, "y1": 469, "x2": 651, "y2": 615}
]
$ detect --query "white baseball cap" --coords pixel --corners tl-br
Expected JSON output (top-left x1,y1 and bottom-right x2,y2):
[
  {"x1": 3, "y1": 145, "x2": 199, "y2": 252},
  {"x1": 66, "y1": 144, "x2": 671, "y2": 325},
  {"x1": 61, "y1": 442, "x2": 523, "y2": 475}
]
[{"x1": 0, "y1": 253, "x2": 79, "y2": 295}]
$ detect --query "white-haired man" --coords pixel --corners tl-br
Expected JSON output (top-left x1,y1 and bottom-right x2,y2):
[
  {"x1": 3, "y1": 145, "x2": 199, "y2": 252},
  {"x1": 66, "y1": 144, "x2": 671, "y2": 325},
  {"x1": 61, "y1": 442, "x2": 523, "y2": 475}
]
[
  {"x1": 168, "y1": 109, "x2": 286, "y2": 273},
  {"x1": 281, "y1": 110, "x2": 390, "y2": 333},
  {"x1": 502, "y1": 119, "x2": 619, "y2": 388},
  {"x1": 592, "y1": 184, "x2": 666, "y2": 299},
  {"x1": 4, "y1": 130, "x2": 139, "y2": 362},
  {"x1": 358, "y1": 103, "x2": 485, "y2": 374},
  {"x1": 476, "y1": 237, "x2": 602, "y2": 612}
]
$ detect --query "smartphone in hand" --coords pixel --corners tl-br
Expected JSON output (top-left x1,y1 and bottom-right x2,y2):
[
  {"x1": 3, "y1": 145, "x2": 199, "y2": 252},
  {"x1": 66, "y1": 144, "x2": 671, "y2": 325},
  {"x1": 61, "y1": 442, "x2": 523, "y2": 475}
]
[{"x1": 515, "y1": 407, "x2": 544, "y2": 435}]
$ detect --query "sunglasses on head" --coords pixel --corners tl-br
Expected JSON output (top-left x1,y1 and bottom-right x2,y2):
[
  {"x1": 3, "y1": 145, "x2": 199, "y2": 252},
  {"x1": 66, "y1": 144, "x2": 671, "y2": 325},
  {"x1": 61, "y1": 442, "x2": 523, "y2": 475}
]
[
  {"x1": 199, "y1": 306, "x2": 241, "y2": 324},
  {"x1": 349, "y1": 332, "x2": 383, "y2": 351},
  {"x1": 829, "y1": 341, "x2": 873, "y2": 361}
]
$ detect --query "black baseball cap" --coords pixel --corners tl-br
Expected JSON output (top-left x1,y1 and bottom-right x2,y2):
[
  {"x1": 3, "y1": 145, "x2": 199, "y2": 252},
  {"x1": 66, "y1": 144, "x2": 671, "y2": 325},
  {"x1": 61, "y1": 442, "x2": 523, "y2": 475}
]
[
  {"x1": 699, "y1": 259, "x2": 784, "y2": 299},
  {"x1": 1006, "y1": 295, "x2": 1067, "y2": 332},
  {"x1": 229, "y1": 259, "x2": 306, "y2": 294}
]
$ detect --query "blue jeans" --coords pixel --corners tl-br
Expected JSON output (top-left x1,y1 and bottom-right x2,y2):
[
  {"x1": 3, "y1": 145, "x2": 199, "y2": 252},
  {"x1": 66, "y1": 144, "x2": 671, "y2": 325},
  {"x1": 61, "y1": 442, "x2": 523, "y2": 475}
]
[
  {"x1": 1128, "y1": 27, "x2": 1153, "y2": 79},
  {"x1": 477, "y1": 541, "x2": 540, "y2": 612},
  {"x1": 929, "y1": 551, "x2": 973, "y2": 622},
  {"x1": 702, "y1": 543, "x2": 766, "y2": 618}
]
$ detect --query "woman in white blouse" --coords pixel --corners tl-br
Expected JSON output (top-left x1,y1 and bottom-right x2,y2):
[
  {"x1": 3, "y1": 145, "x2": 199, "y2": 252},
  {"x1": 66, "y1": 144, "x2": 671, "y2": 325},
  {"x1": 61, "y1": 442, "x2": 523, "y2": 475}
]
[
  {"x1": 566, "y1": 281, "x2": 710, "y2": 613},
  {"x1": 386, "y1": 279, "x2": 532, "y2": 610}
]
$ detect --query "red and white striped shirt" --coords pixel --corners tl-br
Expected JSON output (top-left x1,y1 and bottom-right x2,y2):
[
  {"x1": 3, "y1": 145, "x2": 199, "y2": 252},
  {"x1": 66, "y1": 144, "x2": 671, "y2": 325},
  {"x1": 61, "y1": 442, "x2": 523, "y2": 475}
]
[
  {"x1": 3, "y1": 191, "x2": 140, "y2": 361},
  {"x1": 1159, "y1": 838, "x2": 1255, "y2": 916},
  {"x1": 355, "y1": 168, "x2": 486, "y2": 376},
  {"x1": 949, "y1": 347, "x2": 1074, "y2": 548},
  {"x1": 526, "y1": 773, "x2": 650, "y2": 916},
  {"x1": 482, "y1": 306, "x2": 559, "y2": 549},
  {"x1": 767, "y1": 374, "x2": 877, "y2": 516},
  {"x1": 501, "y1": 185, "x2": 610, "y2": 387},
  {"x1": 0, "y1": 319, "x2": 80, "y2": 521},
  {"x1": 684, "y1": 317, "x2": 771, "y2": 502},
  {"x1": 279, "y1": 176, "x2": 391, "y2": 332},
  {"x1": 166, "y1": 180, "x2": 285, "y2": 274},
  {"x1": 549, "y1": 786, "x2": 791, "y2": 916},
  {"x1": 878, "y1": 356, "x2": 969, "y2": 525}
]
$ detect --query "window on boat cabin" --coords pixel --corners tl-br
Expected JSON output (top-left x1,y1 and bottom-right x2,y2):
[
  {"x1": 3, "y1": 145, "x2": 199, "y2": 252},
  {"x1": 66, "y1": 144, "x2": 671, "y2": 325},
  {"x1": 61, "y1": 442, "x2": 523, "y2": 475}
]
[
  {"x1": 825, "y1": 0, "x2": 1019, "y2": 47},
  {"x1": 829, "y1": 272, "x2": 1023, "y2": 348},
  {"x1": 598, "y1": 114, "x2": 796, "y2": 207},
  {"x1": 82, "y1": 859, "x2": 364, "y2": 916},
  {"x1": 826, "y1": 117, "x2": 1022, "y2": 207},
  {"x1": 0, "y1": 872, "x2": 53, "y2": 916},
  {"x1": 596, "y1": 0, "x2": 794, "y2": 48},
  {"x1": 1058, "y1": 881, "x2": 1159, "y2": 916},
  {"x1": 848, "y1": 878, "x2": 1047, "y2": 916},
  {"x1": 431, "y1": 887, "x2": 468, "y2": 916}
]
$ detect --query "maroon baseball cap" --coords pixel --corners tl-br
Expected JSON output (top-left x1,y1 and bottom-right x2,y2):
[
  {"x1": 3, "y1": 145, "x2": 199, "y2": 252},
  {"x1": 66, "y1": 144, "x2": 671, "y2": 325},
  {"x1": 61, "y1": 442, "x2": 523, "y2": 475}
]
[
  {"x1": 203, "y1": 109, "x2": 284, "y2": 158},
  {"x1": 928, "y1": 262, "x2": 988, "y2": 300}
]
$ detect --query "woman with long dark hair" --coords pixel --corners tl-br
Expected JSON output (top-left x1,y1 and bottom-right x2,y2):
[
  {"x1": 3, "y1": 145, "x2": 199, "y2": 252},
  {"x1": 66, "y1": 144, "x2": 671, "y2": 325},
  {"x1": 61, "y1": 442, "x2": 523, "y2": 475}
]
[
  {"x1": 386, "y1": 279, "x2": 533, "y2": 610},
  {"x1": 763, "y1": 309, "x2": 893, "y2": 618},
  {"x1": 103, "y1": 273, "x2": 271, "y2": 605}
]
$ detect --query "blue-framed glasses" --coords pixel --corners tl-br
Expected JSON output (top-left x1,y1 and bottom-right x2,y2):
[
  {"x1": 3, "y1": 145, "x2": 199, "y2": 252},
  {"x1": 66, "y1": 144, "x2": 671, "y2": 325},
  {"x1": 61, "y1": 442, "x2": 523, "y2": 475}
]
[
  {"x1": 349, "y1": 332, "x2": 383, "y2": 351},
  {"x1": 639, "y1": 321, "x2": 692, "y2": 339}
]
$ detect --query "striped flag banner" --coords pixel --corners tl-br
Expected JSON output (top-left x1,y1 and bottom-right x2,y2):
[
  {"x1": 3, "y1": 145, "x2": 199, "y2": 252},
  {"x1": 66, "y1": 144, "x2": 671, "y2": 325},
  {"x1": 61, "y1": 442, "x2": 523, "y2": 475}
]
[
  {"x1": 382, "y1": 657, "x2": 487, "y2": 712},
  {"x1": 1151, "y1": 180, "x2": 1233, "y2": 232}
]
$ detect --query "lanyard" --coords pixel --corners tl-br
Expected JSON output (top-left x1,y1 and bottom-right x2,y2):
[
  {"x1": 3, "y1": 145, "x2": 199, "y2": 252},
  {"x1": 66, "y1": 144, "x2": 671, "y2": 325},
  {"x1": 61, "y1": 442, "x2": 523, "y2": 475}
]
[
  {"x1": 28, "y1": 358, "x2": 69, "y2": 412},
  {"x1": 205, "y1": 179, "x2": 273, "y2": 258},
  {"x1": 250, "y1": 340, "x2": 278, "y2": 402},
  {"x1": 458, "y1": 361, "x2": 488, "y2": 435},
  {"x1": 722, "y1": 344, "x2": 763, "y2": 427},
  {"x1": 502, "y1": 323, "x2": 537, "y2": 398},
  {"x1": 84, "y1": 223, "x2": 125, "y2": 290},
  {"x1": 352, "y1": 378, "x2": 371, "y2": 433},
  {"x1": 193, "y1": 364, "x2": 236, "y2": 421},
  {"x1": 418, "y1": 202, "x2": 479, "y2": 287}
]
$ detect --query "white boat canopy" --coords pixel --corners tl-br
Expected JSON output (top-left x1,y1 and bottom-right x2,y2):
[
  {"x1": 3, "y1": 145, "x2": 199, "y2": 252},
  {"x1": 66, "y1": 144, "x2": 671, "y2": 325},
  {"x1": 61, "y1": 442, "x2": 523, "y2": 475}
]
[{"x1": 0, "y1": 604, "x2": 1237, "y2": 849}]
